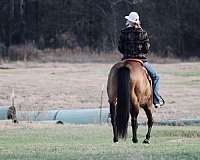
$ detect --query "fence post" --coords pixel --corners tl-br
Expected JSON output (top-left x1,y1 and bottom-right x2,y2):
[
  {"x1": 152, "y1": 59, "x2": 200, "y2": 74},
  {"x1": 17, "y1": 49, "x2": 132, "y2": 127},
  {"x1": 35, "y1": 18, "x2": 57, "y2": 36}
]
[{"x1": 99, "y1": 84, "x2": 104, "y2": 124}]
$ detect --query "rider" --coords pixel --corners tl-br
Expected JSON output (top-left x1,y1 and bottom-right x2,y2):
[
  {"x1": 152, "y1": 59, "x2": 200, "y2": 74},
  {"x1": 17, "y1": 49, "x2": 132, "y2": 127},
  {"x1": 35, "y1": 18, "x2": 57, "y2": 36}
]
[{"x1": 118, "y1": 12, "x2": 161, "y2": 108}]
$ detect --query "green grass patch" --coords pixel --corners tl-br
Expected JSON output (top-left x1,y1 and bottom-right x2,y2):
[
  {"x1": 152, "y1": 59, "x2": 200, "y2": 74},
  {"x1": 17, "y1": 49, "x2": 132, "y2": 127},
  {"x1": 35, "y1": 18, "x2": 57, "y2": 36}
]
[
  {"x1": 0, "y1": 125, "x2": 200, "y2": 160},
  {"x1": 163, "y1": 79, "x2": 200, "y2": 86},
  {"x1": 174, "y1": 72, "x2": 200, "y2": 77},
  {"x1": 161, "y1": 71, "x2": 200, "y2": 77}
]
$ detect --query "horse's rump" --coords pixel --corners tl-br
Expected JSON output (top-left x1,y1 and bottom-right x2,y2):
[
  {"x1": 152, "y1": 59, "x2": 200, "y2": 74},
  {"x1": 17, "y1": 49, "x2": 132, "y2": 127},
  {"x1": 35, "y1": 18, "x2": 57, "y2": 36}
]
[{"x1": 107, "y1": 59, "x2": 152, "y2": 107}]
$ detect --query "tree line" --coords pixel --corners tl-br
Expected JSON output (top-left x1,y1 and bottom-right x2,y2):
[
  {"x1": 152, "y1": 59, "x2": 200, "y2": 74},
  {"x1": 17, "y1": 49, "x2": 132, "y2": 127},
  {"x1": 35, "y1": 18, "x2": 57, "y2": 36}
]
[{"x1": 0, "y1": 0, "x2": 200, "y2": 58}]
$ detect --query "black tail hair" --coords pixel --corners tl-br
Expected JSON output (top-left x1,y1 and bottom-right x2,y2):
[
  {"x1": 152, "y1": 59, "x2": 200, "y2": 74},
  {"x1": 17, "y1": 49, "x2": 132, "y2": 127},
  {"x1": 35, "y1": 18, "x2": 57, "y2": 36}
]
[{"x1": 116, "y1": 67, "x2": 130, "y2": 138}]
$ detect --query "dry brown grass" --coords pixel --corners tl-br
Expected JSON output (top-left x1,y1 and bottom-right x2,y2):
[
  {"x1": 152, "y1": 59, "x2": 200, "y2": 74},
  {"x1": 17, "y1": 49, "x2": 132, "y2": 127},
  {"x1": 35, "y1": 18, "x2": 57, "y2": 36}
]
[
  {"x1": 38, "y1": 48, "x2": 121, "y2": 63},
  {"x1": 4, "y1": 44, "x2": 186, "y2": 63},
  {"x1": 0, "y1": 61, "x2": 200, "y2": 123},
  {"x1": 4, "y1": 45, "x2": 121, "y2": 63}
]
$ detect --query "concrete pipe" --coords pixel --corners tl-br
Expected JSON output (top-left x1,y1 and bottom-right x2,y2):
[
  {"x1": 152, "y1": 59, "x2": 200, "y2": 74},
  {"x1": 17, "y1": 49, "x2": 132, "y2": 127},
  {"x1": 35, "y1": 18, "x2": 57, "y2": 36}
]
[
  {"x1": 55, "y1": 108, "x2": 109, "y2": 124},
  {"x1": 16, "y1": 110, "x2": 59, "y2": 121},
  {"x1": 16, "y1": 108, "x2": 109, "y2": 124},
  {"x1": 0, "y1": 106, "x2": 10, "y2": 120}
]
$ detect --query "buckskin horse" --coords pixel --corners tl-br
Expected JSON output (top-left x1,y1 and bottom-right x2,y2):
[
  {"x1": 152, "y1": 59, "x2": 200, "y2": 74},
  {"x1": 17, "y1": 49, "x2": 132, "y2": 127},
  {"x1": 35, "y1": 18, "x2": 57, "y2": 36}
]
[{"x1": 107, "y1": 59, "x2": 153, "y2": 144}]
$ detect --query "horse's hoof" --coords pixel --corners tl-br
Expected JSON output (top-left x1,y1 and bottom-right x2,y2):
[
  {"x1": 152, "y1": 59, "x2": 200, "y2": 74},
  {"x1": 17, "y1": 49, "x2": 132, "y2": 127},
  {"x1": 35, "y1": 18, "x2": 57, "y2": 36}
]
[
  {"x1": 114, "y1": 141, "x2": 119, "y2": 144},
  {"x1": 132, "y1": 139, "x2": 138, "y2": 143},
  {"x1": 113, "y1": 138, "x2": 118, "y2": 143},
  {"x1": 143, "y1": 139, "x2": 150, "y2": 144},
  {"x1": 13, "y1": 120, "x2": 18, "y2": 124}
]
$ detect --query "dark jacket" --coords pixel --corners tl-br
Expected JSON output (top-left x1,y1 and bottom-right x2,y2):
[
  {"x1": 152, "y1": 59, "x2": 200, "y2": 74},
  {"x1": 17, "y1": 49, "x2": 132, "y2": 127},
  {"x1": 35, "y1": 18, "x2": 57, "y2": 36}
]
[{"x1": 118, "y1": 26, "x2": 150, "y2": 62}]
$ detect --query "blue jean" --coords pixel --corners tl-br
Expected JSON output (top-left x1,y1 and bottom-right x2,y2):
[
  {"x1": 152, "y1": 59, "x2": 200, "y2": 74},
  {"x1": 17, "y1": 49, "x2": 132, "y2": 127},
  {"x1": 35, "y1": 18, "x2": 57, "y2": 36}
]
[{"x1": 143, "y1": 62, "x2": 160, "y2": 105}]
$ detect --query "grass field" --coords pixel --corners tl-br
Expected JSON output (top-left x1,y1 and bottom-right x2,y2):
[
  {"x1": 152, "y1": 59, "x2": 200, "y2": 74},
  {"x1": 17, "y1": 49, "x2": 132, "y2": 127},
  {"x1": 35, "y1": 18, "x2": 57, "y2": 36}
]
[
  {"x1": 0, "y1": 123, "x2": 200, "y2": 160},
  {"x1": 0, "y1": 60, "x2": 199, "y2": 159}
]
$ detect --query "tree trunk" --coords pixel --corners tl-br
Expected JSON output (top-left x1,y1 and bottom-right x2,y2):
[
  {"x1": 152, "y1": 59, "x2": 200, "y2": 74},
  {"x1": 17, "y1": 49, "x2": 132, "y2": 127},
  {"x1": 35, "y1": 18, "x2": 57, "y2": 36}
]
[
  {"x1": 5, "y1": 0, "x2": 14, "y2": 56},
  {"x1": 20, "y1": 0, "x2": 25, "y2": 44}
]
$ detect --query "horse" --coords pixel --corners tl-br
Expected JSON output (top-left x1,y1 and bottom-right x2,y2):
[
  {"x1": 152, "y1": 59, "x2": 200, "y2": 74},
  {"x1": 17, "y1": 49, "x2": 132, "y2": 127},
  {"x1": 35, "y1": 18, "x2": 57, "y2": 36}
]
[{"x1": 107, "y1": 59, "x2": 153, "y2": 144}]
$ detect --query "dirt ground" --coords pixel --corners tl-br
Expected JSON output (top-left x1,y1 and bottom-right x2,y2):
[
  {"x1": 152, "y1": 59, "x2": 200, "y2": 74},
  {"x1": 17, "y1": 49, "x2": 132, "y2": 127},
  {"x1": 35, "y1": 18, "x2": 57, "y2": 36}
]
[{"x1": 0, "y1": 61, "x2": 199, "y2": 122}]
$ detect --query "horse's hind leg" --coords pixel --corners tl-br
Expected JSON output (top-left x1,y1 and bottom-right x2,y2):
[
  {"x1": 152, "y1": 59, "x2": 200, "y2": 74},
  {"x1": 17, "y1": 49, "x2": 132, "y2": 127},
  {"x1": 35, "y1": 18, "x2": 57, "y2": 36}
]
[
  {"x1": 130, "y1": 105, "x2": 139, "y2": 143},
  {"x1": 143, "y1": 106, "x2": 153, "y2": 144},
  {"x1": 110, "y1": 102, "x2": 118, "y2": 143}
]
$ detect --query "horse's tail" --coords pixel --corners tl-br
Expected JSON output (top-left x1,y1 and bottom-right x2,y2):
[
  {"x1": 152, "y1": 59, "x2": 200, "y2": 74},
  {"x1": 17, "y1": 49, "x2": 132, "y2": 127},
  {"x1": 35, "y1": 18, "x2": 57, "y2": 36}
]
[{"x1": 116, "y1": 67, "x2": 130, "y2": 139}]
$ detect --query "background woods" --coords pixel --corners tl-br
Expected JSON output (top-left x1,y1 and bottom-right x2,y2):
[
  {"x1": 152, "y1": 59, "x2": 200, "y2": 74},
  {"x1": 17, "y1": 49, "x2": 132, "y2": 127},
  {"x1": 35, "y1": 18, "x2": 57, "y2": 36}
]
[{"x1": 0, "y1": 0, "x2": 200, "y2": 59}]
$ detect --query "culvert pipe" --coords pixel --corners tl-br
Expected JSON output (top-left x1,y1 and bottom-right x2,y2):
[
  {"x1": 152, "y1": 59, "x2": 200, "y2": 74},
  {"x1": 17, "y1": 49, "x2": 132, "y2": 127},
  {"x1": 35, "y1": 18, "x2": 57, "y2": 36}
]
[
  {"x1": 55, "y1": 108, "x2": 109, "y2": 124},
  {"x1": 16, "y1": 108, "x2": 109, "y2": 124},
  {"x1": 16, "y1": 110, "x2": 59, "y2": 121},
  {"x1": 0, "y1": 106, "x2": 9, "y2": 120},
  {"x1": 158, "y1": 119, "x2": 200, "y2": 126}
]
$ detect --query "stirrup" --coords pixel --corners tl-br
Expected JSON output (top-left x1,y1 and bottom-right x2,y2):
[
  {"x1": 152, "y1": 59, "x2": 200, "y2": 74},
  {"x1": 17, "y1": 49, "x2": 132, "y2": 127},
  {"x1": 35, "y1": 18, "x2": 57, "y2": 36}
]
[{"x1": 159, "y1": 95, "x2": 165, "y2": 106}]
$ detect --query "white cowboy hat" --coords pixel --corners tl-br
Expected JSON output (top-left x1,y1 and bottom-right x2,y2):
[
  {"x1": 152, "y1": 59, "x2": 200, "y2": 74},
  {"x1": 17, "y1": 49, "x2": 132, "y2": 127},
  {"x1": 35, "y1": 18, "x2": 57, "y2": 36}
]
[{"x1": 125, "y1": 12, "x2": 140, "y2": 24}]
